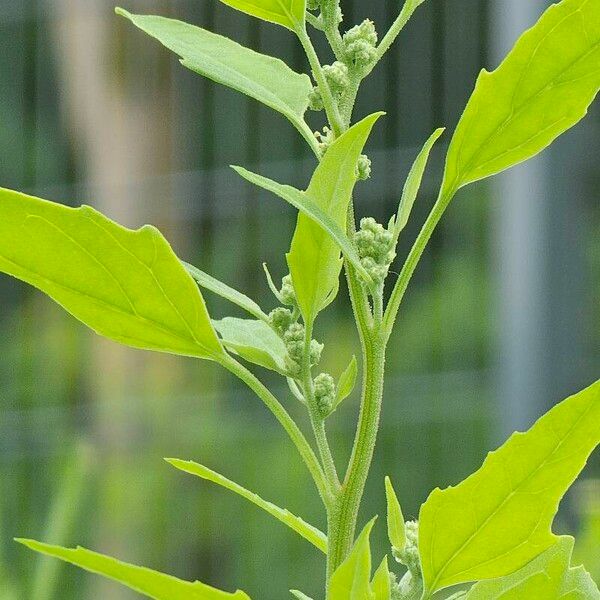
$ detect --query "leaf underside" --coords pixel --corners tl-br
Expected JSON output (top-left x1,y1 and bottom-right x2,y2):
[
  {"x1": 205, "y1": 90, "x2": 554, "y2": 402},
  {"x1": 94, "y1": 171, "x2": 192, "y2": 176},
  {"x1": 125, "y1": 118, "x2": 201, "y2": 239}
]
[
  {"x1": 419, "y1": 379, "x2": 600, "y2": 594},
  {"x1": 117, "y1": 9, "x2": 312, "y2": 140},
  {"x1": 0, "y1": 188, "x2": 222, "y2": 359},
  {"x1": 16, "y1": 540, "x2": 251, "y2": 599}
]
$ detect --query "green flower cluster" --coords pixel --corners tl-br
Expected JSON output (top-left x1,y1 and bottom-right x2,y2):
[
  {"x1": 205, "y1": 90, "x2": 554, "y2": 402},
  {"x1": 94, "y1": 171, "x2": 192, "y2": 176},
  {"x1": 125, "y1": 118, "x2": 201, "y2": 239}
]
[
  {"x1": 354, "y1": 217, "x2": 396, "y2": 285},
  {"x1": 314, "y1": 372, "x2": 336, "y2": 417},
  {"x1": 391, "y1": 520, "x2": 423, "y2": 600},
  {"x1": 343, "y1": 19, "x2": 378, "y2": 70}
]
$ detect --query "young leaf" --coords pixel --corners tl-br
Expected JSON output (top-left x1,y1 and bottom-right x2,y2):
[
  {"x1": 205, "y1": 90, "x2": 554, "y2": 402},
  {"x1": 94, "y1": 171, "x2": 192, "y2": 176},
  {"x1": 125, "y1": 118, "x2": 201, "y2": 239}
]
[
  {"x1": 419, "y1": 379, "x2": 600, "y2": 595},
  {"x1": 329, "y1": 519, "x2": 376, "y2": 600},
  {"x1": 334, "y1": 356, "x2": 358, "y2": 410},
  {"x1": 465, "y1": 537, "x2": 600, "y2": 599},
  {"x1": 165, "y1": 459, "x2": 327, "y2": 554},
  {"x1": 371, "y1": 557, "x2": 391, "y2": 600},
  {"x1": 213, "y1": 317, "x2": 290, "y2": 375},
  {"x1": 442, "y1": 0, "x2": 600, "y2": 194},
  {"x1": 184, "y1": 263, "x2": 269, "y2": 323},
  {"x1": 116, "y1": 9, "x2": 314, "y2": 147},
  {"x1": 393, "y1": 128, "x2": 445, "y2": 242},
  {"x1": 217, "y1": 0, "x2": 306, "y2": 31},
  {"x1": 384, "y1": 477, "x2": 406, "y2": 552},
  {"x1": 232, "y1": 168, "x2": 371, "y2": 283},
  {"x1": 15, "y1": 539, "x2": 251, "y2": 599},
  {"x1": 0, "y1": 188, "x2": 223, "y2": 360},
  {"x1": 241, "y1": 112, "x2": 379, "y2": 326}
]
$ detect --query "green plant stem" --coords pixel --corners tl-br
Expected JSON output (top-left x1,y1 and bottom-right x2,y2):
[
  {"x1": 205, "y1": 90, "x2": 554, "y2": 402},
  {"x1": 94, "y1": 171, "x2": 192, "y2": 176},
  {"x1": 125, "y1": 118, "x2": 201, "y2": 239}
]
[
  {"x1": 321, "y1": 2, "x2": 345, "y2": 61},
  {"x1": 220, "y1": 353, "x2": 332, "y2": 505},
  {"x1": 373, "y1": 1, "x2": 418, "y2": 67},
  {"x1": 327, "y1": 315, "x2": 386, "y2": 575},
  {"x1": 302, "y1": 323, "x2": 340, "y2": 495},
  {"x1": 383, "y1": 186, "x2": 457, "y2": 339},
  {"x1": 306, "y1": 11, "x2": 324, "y2": 31},
  {"x1": 296, "y1": 27, "x2": 345, "y2": 137}
]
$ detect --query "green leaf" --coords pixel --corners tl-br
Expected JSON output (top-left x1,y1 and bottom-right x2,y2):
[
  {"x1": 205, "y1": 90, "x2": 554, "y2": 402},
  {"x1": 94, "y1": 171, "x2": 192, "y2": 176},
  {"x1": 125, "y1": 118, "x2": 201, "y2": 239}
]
[
  {"x1": 238, "y1": 113, "x2": 381, "y2": 325},
  {"x1": 232, "y1": 168, "x2": 370, "y2": 283},
  {"x1": 217, "y1": 0, "x2": 306, "y2": 31},
  {"x1": 116, "y1": 9, "x2": 314, "y2": 146},
  {"x1": 442, "y1": 0, "x2": 600, "y2": 194},
  {"x1": 15, "y1": 540, "x2": 250, "y2": 599},
  {"x1": 288, "y1": 112, "x2": 383, "y2": 324},
  {"x1": 466, "y1": 537, "x2": 600, "y2": 599},
  {"x1": 371, "y1": 557, "x2": 391, "y2": 600},
  {"x1": 384, "y1": 476, "x2": 406, "y2": 552},
  {"x1": 0, "y1": 188, "x2": 223, "y2": 359},
  {"x1": 213, "y1": 317, "x2": 289, "y2": 374},
  {"x1": 185, "y1": 263, "x2": 268, "y2": 323},
  {"x1": 334, "y1": 356, "x2": 358, "y2": 410},
  {"x1": 393, "y1": 128, "x2": 444, "y2": 242},
  {"x1": 165, "y1": 459, "x2": 327, "y2": 554},
  {"x1": 329, "y1": 519, "x2": 376, "y2": 600},
  {"x1": 419, "y1": 379, "x2": 600, "y2": 595}
]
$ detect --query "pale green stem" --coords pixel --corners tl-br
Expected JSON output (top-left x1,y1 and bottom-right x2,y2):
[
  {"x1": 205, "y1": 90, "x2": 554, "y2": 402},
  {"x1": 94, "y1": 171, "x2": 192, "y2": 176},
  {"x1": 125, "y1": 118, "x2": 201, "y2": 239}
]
[
  {"x1": 220, "y1": 353, "x2": 332, "y2": 505},
  {"x1": 302, "y1": 322, "x2": 340, "y2": 495},
  {"x1": 383, "y1": 186, "x2": 457, "y2": 340},
  {"x1": 374, "y1": 1, "x2": 421, "y2": 66},
  {"x1": 296, "y1": 27, "x2": 345, "y2": 138},
  {"x1": 306, "y1": 11, "x2": 324, "y2": 32},
  {"x1": 321, "y1": 1, "x2": 345, "y2": 61}
]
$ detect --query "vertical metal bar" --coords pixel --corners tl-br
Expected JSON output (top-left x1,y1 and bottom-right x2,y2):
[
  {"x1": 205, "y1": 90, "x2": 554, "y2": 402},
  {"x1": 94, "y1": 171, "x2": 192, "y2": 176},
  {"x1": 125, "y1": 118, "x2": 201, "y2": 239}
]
[{"x1": 492, "y1": 0, "x2": 551, "y2": 438}]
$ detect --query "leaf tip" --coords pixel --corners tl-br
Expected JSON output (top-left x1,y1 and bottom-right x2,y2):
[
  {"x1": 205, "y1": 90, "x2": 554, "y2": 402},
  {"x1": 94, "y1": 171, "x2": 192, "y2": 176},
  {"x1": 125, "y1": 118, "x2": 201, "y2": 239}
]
[{"x1": 114, "y1": 7, "x2": 131, "y2": 19}]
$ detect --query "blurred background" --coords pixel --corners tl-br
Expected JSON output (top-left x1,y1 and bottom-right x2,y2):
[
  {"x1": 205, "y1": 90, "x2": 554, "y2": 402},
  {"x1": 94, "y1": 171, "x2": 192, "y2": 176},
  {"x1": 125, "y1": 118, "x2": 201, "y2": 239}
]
[{"x1": 0, "y1": 0, "x2": 598, "y2": 598}]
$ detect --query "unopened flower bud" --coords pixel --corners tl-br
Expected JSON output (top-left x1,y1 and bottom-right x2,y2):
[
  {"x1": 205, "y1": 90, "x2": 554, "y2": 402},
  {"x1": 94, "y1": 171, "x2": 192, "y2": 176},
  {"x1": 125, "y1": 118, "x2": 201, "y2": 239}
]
[
  {"x1": 280, "y1": 274, "x2": 297, "y2": 306},
  {"x1": 308, "y1": 87, "x2": 324, "y2": 111},
  {"x1": 307, "y1": 0, "x2": 320, "y2": 10},
  {"x1": 314, "y1": 372, "x2": 336, "y2": 417},
  {"x1": 269, "y1": 307, "x2": 294, "y2": 335},
  {"x1": 343, "y1": 20, "x2": 378, "y2": 68},
  {"x1": 323, "y1": 61, "x2": 350, "y2": 91},
  {"x1": 354, "y1": 217, "x2": 396, "y2": 285},
  {"x1": 357, "y1": 154, "x2": 372, "y2": 180}
]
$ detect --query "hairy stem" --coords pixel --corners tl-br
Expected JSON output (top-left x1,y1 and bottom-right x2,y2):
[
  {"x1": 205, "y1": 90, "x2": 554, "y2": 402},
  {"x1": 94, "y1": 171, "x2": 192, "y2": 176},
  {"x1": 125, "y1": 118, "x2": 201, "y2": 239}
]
[
  {"x1": 220, "y1": 353, "x2": 332, "y2": 506},
  {"x1": 296, "y1": 27, "x2": 345, "y2": 137}
]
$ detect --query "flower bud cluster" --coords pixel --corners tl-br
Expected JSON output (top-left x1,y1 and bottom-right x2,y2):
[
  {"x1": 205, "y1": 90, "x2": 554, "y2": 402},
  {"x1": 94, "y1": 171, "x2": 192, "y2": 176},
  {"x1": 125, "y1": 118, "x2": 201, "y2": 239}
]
[
  {"x1": 283, "y1": 324, "x2": 323, "y2": 376},
  {"x1": 394, "y1": 520, "x2": 421, "y2": 576},
  {"x1": 314, "y1": 372, "x2": 336, "y2": 417},
  {"x1": 343, "y1": 20, "x2": 378, "y2": 70},
  {"x1": 280, "y1": 274, "x2": 297, "y2": 306},
  {"x1": 354, "y1": 217, "x2": 396, "y2": 285},
  {"x1": 357, "y1": 154, "x2": 372, "y2": 180},
  {"x1": 314, "y1": 126, "x2": 335, "y2": 154},
  {"x1": 306, "y1": 0, "x2": 320, "y2": 10}
]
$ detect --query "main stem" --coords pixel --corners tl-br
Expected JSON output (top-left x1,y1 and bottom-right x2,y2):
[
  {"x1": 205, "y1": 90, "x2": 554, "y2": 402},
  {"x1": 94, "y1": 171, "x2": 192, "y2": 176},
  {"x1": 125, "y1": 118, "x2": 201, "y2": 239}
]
[{"x1": 328, "y1": 321, "x2": 386, "y2": 575}]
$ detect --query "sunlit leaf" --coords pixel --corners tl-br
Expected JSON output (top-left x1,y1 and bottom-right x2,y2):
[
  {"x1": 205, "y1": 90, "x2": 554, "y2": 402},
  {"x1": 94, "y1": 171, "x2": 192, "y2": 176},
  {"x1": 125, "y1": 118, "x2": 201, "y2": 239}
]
[
  {"x1": 334, "y1": 356, "x2": 358, "y2": 410},
  {"x1": 419, "y1": 379, "x2": 600, "y2": 595},
  {"x1": 329, "y1": 519, "x2": 376, "y2": 600},
  {"x1": 442, "y1": 0, "x2": 600, "y2": 195},
  {"x1": 166, "y1": 459, "x2": 327, "y2": 554},
  {"x1": 0, "y1": 188, "x2": 223, "y2": 359},
  {"x1": 117, "y1": 9, "x2": 313, "y2": 144},
  {"x1": 217, "y1": 0, "x2": 306, "y2": 31},
  {"x1": 393, "y1": 128, "x2": 444, "y2": 241},
  {"x1": 466, "y1": 537, "x2": 600, "y2": 599},
  {"x1": 371, "y1": 557, "x2": 391, "y2": 600},
  {"x1": 184, "y1": 263, "x2": 268, "y2": 322},
  {"x1": 16, "y1": 540, "x2": 250, "y2": 599},
  {"x1": 384, "y1": 477, "x2": 406, "y2": 552},
  {"x1": 213, "y1": 317, "x2": 289, "y2": 375},
  {"x1": 290, "y1": 592, "x2": 314, "y2": 600}
]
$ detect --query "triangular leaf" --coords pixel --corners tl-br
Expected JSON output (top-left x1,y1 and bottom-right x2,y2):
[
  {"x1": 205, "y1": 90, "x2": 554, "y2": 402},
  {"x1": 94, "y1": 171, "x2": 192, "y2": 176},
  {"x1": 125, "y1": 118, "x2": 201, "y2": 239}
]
[
  {"x1": 213, "y1": 317, "x2": 289, "y2": 374},
  {"x1": 393, "y1": 128, "x2": 444, "y2": 242},
  {"x1": 117, "y1": 9, "x2": 314, "y2": 147},
  {"x1": 166, "y1": 459, "x2": 327, "y2": 554},
  {"x1": 442, "y1": 0, "x2": 600, "y2": 194},
  {"x1": 384, "y1": 477, "x2": 406, "y2": 552},
  {"x1": 466, "y1": 537, "x2": 600, "y2": 599},
  {"x1": 334, "y1": 356, "x2": 358, "y2": 410},
  {"x1": 419, "y1": 379, "x2": 600, "y2": 595},
  {"x1": 371, "y1": 557, "x2": 391, "y2": 600},
  {"x1": 218, "y1": 0, "x2": 306, "y2": 31},
  {"x1": 184, "y1": 263, "x2": 268, "y2": 323},
  {"x1": 329, "y1": 519, "x2": 376, "y2": 600},
  {"x1": 16, "y1": 540, "x2": 250, "y2": 599},
  {"x1": 0, "y1": 188, "x2": 223, "y2": 359}
]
